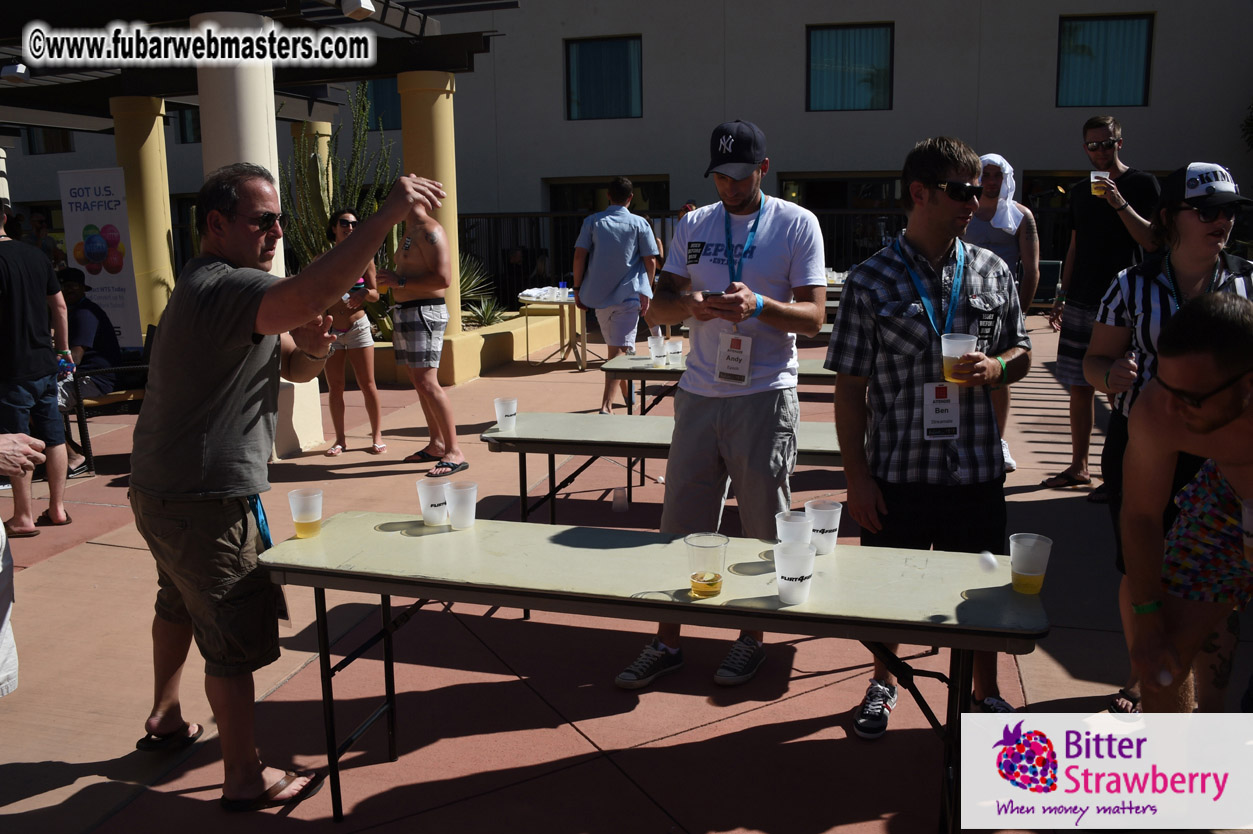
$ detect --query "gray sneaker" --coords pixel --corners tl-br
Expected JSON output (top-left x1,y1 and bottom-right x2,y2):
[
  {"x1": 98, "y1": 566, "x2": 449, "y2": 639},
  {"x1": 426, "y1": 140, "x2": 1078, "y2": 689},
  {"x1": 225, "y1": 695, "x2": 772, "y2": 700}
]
[
  {"x1": 975, "y1": 695, "x2": 1017, "y2": 713},
  {"x1": 853, "y1": 679, "x2": 898, "y2": 739},
  {"x1": 713, "y1": 635, "x2": 766, "y2": 686},
  {"x1": 615, "y1": 639, "x2": 683, "y2": 690}
]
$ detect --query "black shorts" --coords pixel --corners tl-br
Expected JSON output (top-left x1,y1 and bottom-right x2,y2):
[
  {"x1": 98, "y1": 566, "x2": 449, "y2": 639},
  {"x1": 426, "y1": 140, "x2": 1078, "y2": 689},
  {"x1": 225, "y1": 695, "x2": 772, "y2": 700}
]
[{"x1": 862, "y1": 476, "x2": 1007, "y2": 555}]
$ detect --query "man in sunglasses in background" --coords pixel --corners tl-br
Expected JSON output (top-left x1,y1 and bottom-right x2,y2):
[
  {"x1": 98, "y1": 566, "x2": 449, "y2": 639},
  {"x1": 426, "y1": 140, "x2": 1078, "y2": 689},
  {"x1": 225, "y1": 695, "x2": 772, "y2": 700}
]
[
  {"x1": 1044, "y1": 115, "x2": 1159, "y2": 498},
  {"x1": 129, "y1": 163, "x2": 444, "y2": 812},
  {"x1": 828, "y1": 136, "x2": 1032, "y2": 738},
  {"x1": 1122, "y1": 293, "x2": 1253, "y2": 712}
]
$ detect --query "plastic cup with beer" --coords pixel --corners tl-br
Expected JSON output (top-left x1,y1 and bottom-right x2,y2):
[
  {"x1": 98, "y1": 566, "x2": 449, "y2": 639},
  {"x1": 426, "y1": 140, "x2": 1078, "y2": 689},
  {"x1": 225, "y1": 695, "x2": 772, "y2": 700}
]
[
  {"x1": 648, "y1": 335, "x2": 667, "y2": 369},
  {"x1": 493, "y1": 396, "x2": 517, "y2": 432},
  {"x1": 804, "y1": 499, "x2": 843, "y2": 555},
  {"x1": 774, "y1": 541, "x2": 816, "y2": 605},
  {"x1": 775, "y1": 510, "x2": 813, "y2": 544},
  {"x1": 1009, "y1": 533, "x2": 1053, "y2": 594},
  {"x1": 446, "y1": 481, "x2": 478, "y2": 529},
  {"x1": 941, "y1": 333, "x2": 978, "y2": 383},
  {"x1": 288, "y1": 488, "x2": 323, "y2": 538},
  {"x1": 1090, "y1": 171, "x2": 1111, "y2": 197},
  {"x1": 417, "y1": 479, "x2": 450, "y2": 526},
  {"x1": 685, "y1": 532, "x2": 728, "y2": 599}
]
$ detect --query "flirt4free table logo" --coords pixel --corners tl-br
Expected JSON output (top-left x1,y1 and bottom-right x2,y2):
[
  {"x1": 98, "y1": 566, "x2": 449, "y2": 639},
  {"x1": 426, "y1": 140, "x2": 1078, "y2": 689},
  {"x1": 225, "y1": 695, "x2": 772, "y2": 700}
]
[{"x1": 961, "y1": 713, "x2": 1253, "y2": 829}]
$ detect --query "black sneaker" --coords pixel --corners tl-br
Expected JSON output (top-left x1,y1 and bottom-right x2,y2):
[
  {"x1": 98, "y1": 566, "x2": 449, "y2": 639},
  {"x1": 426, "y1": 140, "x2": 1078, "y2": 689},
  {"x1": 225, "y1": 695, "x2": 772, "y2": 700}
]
[
  {"x1": 975, "y1": 695, "x2": 1017, "y2": 713},
  {"x1": 853, "y1": 679, "x2": 898, "y2": 739},
  {"x1": 713, "y1": 635, "x2": 766, "y2": 686},
  {"x1": 615, "y1": 639, "x2": 683, "y2": 690}
]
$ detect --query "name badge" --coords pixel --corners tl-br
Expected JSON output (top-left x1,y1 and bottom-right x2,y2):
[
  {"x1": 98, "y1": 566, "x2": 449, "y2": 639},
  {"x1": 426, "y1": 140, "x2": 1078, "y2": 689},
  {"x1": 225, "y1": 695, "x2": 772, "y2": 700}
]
[
  {"x1": 923, "y1": 382, "x2": 960, "y2": 440},
  {"x1": 716, "y1": 331, "x2": 752, "y2": 386}
]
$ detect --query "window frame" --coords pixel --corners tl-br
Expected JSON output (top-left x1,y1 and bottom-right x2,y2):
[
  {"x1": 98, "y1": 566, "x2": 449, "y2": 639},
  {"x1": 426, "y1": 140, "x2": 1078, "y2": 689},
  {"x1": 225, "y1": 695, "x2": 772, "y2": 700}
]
[
  {"x1": 1055, "y1": 13, "x2": 1154, "y2": 108},
  {"x1": 564, "y1": 35, "x2": 644, "y2": 122},
  {"x1": 806, "y1": 22, "x2": 895, "y2": 113}
]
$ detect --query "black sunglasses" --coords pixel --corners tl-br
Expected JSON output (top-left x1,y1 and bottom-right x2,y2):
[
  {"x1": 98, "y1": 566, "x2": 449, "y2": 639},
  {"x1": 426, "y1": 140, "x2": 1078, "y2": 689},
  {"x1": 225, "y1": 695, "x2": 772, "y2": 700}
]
[
  {"x1": 1155, "y1": 367, "x2": 1253, "y2": 409},
  {"x1": 1084, "y1": 139, "x2": 1119, "y2": 151},
  {"x1": 932, "y1": 181, "x2": 982, "y2": 202},
  {"x1": 336, "y1": 218, "x2": 358, "y2": 229},
  {"x1": 1180, "y1": 204, "x2": 1239, "y2": 224},
  {"x1": 235, "y1": 211, "x2": 284, "y2": 232}
]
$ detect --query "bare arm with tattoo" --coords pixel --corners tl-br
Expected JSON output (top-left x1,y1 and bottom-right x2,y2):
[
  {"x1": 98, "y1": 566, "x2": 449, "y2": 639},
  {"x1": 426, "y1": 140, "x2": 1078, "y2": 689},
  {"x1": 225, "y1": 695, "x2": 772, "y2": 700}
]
[
  {"x1": 1015, "y1": 203, "x2": 1040, "y2": 310},
  {"x1": 378, "y1": 205, "x2": 452, "y2": 300}
]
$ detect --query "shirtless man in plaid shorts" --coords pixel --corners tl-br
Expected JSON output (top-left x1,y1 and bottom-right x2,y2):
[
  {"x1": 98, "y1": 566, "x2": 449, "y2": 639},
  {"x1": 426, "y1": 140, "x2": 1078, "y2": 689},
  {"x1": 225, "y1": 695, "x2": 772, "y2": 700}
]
[
  {"x1": 1124, "y1": 294, "x2": 1253, "y2": 712},
  {"x1": 378, "y1": 203, "x2": 466, "y2": 477}
]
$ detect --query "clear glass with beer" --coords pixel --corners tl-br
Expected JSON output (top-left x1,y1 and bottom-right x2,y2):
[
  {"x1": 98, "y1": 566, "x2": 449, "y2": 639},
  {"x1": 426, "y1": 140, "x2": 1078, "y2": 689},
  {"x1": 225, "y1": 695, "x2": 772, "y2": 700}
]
[{"x1": 685, "y1": 532, "x2": 729, "y2": 599}]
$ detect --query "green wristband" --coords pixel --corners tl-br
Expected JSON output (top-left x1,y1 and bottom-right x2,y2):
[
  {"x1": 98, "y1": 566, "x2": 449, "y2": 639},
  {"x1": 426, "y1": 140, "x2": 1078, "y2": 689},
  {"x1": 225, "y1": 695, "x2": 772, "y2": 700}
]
[{"x1": 1132, "y1": 600, "x2": 1162, "y2": 615}]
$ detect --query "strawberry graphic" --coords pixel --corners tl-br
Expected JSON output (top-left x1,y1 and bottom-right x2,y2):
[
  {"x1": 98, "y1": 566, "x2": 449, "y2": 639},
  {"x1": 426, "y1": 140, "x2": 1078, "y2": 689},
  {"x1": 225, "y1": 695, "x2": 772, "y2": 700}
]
[{"x1": 993, "y1": 720, "x2": 1058, "y2": 793}]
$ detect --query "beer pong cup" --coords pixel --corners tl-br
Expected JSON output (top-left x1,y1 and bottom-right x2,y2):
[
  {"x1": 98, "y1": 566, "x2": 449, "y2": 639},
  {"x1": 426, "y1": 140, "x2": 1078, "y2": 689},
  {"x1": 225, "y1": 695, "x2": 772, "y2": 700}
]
[
  {"x1": 774, "y1": 541, "x2": 816, "y2": 605},
  {"x1": 493, "y1": 396, "x2": 517, "y2": 431},
  {"x1": 1090, "y1": 171, "x2": 1110, "y2": 196},
  {"x1": 665, "y1": 340, "x2": 683, "y2": 365},
  {"x1": 648, "y1": 335, "x2": 666, "y2": 369},
  {"x1": 1010, "y1": 533, "x2": 1053, "y2": 594},
  {"x1": 941, "y1": 333, "x2": 978, "y2": 382},
  {"x1": 775, "y1": 510, "x2": 812, "y2": 544},
  {"x1": 446, "y1": 481, "x2": 478, "y2": 529},
  {"x1": 288, "y1": 488, "x2": 323, "y2": 538},
  {"x1": 804, "y1": 499, "x2": 843, "y2": 555},
  {"x1": 417, "y1": 480, "x2": 449, "y2": 526},
  {"x1": 685, "y1": 532, "x2": 728, "y2": 599}
]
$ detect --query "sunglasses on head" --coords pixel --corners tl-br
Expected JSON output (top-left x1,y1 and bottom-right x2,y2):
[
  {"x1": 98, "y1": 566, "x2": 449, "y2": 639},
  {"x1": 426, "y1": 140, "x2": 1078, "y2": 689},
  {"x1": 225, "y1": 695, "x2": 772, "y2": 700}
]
[
  {"x1": 1180, "y1": 204, "x2": 1239, "y2": 223},
  {"x1": 932, "y1": 181, "x2": 983, "y2": 202},
  {"x1": 1084, "y1": 138, "x2": 1119, "y2": 151},
  {"x1": 1155, "y1": 367, "x2": 1253, "y2": 409},
  {"x1": 337, "y1": 218, "x2": 358, "y2": 229},
  {"x1": 235, "y1": 211, "x2": 284, "y2": 232}
]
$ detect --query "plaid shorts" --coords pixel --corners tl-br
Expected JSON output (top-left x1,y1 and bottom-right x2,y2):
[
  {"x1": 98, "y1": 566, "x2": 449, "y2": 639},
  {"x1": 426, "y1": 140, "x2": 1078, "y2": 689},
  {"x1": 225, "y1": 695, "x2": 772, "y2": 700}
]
[
  {"x1": 1055, "y1": 300, "x2": 1097, "y2": 387},
  {"x1": 393, "y1": 300, "x2": 448, "y2": 368}
]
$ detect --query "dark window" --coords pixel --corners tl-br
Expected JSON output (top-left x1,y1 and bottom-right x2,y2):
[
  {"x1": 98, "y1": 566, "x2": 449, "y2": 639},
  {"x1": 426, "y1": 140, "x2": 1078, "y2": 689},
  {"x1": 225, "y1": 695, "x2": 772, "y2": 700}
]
[
  {"x1": 24, "y1": 127, "x2": 74, "y2": 155},
  {"x1": 366, "y1": 78, "x2": 402, "y2": 131},
  {"x1": 174, "y1": 108, "x2": 201, "y2": 144},
  {"x1": 807, "y1": 24, "x2": 893, "y2": 111},
  {"x1": 1057, "y1": 14, "x2": 1153, "y2": 107},
  {"x1": 566, "y1": 36, "x2": 642, "y2": 120}
]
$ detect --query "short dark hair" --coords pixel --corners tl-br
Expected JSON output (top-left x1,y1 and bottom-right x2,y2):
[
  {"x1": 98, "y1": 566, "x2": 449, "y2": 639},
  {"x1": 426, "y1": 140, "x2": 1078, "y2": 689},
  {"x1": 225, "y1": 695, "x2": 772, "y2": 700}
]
[
  {"x1": 901, "y1": 137, "x2": 981, "y2": 210},
  {"x1": 608, "y1": 176, "x2": 633, "y2": 204},
  {"x1": 1082, "y1": 115, "x2": 1121, "y2": 139},
  {"x1": 1148, "y1": 193, "x2": 1181, "y2": 251},
  {"x1": 1158, "y1": 294, "x2": 1253, "y2": 375},
  {"x1": 196, "y1": 162, "x2": 275, "y2": 236},
  {"x1": 326, "y1": 207, "x2": 359, "y2": 243}
]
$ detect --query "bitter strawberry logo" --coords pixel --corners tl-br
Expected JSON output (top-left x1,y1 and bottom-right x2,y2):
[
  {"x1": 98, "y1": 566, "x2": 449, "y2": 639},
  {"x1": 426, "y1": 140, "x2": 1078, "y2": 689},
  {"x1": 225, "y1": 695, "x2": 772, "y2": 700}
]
[
  {"x1": 994, "y1": 721, "x2": 1058, "y2": 793},
  {"x1": 935, "y1": 385, "x2": 948, "y2": 399}
]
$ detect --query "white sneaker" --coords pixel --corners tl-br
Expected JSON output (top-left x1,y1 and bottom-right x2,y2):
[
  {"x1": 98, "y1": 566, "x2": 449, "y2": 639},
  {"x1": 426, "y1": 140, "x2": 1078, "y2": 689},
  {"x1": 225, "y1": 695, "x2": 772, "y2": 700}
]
[{"x1": 1001, "y1": 439, "x2": 1017, "y2": 473}]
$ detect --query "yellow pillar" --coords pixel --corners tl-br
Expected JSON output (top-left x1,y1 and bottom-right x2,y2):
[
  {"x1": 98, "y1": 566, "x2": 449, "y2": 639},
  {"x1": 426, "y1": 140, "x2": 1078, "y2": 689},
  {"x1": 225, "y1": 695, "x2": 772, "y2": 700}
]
[
  {"x1": 289, "y1": 121, "x2": 333, "y2": 224},
  {"x1": 108, "y1": 96, "x2": 175, "y2": 337},
  {"x1": 397, "y1": 71, "x2": 462, "y2": 333}
]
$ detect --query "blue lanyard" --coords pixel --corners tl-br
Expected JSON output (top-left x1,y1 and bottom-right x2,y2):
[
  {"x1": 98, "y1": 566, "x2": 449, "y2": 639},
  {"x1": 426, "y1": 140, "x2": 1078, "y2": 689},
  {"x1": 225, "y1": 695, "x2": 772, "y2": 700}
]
[
  {"x1": 247, "y1": 494, "x2": 274, "y2": 549},
  {"x1": 894, "y1": 238, "x2": 965, "y2": 336},
  {"x1": 724, "y1": 193, "x2": 764, "y2": 286}
]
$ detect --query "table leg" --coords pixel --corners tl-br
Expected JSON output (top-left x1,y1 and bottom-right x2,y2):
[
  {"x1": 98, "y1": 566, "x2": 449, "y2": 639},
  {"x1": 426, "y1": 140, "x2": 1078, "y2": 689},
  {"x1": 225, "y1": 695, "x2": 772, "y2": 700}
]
[
  {"x1": 519, "y1": 454, "x2": 528, "y2": 522},
  {"x1": 939, "y1": 648, "x2": 974, "y2": 834},
  {"x1": 314, "y1": 588, "x2": 344, "y2": 821},
  {"x1": 548, "y1": 453, "x2": 557, "y2": 524},
  {"x1": 577, "y1": 307, "x2": 588, "y2": 371},
  {"x1": 382, "y1": 595, "x2": 397, "y2": 762}
]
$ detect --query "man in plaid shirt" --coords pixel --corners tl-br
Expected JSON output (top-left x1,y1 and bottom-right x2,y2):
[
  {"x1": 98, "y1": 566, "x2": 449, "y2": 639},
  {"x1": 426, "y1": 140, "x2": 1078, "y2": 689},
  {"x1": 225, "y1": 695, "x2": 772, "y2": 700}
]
[{"x1": 826, "y1": 136, "x2": 1032, "y2": 739}]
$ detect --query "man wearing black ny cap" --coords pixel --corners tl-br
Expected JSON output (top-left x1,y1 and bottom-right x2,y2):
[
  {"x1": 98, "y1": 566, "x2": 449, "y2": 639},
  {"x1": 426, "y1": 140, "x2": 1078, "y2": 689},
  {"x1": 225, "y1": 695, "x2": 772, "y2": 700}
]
[{"x1": 614, "y1": 120, "x2": 826, "y2": 690}]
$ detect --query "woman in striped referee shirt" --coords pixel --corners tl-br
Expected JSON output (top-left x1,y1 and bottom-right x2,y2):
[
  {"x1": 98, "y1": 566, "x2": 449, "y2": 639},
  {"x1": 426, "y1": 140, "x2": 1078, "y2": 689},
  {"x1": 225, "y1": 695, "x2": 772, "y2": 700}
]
[{"x1": 1085, "y1": 162, "x2": 1253, "y2": 713}]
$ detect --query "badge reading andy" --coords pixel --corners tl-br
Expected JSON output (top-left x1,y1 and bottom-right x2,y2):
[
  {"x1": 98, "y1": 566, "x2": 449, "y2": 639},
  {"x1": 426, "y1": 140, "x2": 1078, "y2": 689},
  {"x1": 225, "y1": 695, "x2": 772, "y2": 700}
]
[
  {"x1": 716, "y1": 332, "x2": 752, "y2": 386},
  {"x1": 923, "y1": 382, "x2": 960, "y2": 440}
]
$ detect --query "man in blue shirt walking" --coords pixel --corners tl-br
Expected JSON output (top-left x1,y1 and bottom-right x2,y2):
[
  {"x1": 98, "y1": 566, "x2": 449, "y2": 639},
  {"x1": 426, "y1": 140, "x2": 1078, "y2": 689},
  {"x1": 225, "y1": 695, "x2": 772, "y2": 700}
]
[{"x1": 572, "y1": 176, "x2": 660, "y2": 413}]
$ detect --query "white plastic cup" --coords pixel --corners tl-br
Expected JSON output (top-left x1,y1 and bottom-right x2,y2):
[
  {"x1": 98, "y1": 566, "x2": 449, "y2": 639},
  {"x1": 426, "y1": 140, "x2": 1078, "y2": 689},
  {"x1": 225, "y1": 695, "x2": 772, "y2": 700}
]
[
  {"x1": 494, "y1": 397, "x2": 518, "y2": 432},
  {"x1": 941, "y1": 333, "x2": 978, "y2": 383},
  {"x1": 1090, "y1": 170, "x2": 1111, "y2": 196},
  {"x1": 804, "y1": 499, "x2": 843, "y2": 555},
  {"x1": 775, "y1": 541, "x2": 816, "y2": 605},
  {"x1": 775, "y1": 510, "x2": 813, "y2": 544},
  {"x1": 665, "y1": 340, "x2": 683, "y2": 365},
  {"x1": 446, "y1": 481, "x2": 478, "y2": 529},
  {"x1": 417, "y1": 480, "x2": 450, "y2": 526},
  {"x1": 288, "y1": 488, "x2": 323, "y2": 538},
  {"x1": 648, "y1": 335, "x2": 666, "y2": 369},
  {"x1": 1009, "y1": 533, "x2": 1053, "y2": 594}
]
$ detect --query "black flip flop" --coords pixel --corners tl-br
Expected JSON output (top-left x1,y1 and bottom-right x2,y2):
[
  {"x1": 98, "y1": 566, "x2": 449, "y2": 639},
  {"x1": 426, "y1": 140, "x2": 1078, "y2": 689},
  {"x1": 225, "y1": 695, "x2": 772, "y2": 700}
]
[
  {"x1": 35, "y1": 510, "x2": 72, "y2": 527},
  {"x1": 403, "y1": 449, "x2": 441, "y2": 464},
  {"x1": 3, "y1": 522, "x2": 39, "y2": 539},
  {"x1": 135, "y1": 722, "x2": 204, "y2": 751},
  {"x1": 426, "y1": 461, "x2": 469, "y2": 478},
  {"x1": 220, "y1": 770, "x2": 324, "y2": 813}
]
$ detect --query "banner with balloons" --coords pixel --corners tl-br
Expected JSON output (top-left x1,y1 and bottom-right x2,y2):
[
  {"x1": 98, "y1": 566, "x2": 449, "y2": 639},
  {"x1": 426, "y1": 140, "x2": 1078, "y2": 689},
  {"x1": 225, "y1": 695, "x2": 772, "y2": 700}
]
[{"x1": 57, "y1": 168, "x2": 143, "y2": 350}]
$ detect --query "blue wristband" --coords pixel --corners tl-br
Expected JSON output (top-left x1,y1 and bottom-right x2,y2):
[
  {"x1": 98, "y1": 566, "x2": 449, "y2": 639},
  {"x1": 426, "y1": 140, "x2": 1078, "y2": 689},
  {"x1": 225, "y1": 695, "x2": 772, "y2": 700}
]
[{"x1": 749, "y1": 293, "x2": 765, "y2": 318}]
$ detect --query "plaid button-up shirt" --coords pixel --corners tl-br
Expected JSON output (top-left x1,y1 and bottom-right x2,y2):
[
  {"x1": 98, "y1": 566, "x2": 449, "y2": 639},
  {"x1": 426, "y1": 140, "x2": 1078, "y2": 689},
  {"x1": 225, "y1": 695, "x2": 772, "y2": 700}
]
[{"x1": 825, "y1": 233, "x2": 1031, "y2": 486}]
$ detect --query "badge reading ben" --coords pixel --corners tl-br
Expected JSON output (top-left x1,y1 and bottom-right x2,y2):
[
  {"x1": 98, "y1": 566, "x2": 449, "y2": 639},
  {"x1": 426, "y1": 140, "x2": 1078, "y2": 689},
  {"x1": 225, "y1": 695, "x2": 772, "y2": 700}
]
[{"x1": 923, "y1": 382, "x2": 960, "y2": 440}]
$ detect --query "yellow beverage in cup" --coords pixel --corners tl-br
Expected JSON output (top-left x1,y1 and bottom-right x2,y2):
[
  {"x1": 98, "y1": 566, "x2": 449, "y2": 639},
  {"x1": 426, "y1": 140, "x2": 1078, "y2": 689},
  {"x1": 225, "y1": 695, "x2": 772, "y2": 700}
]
[
  {"x1": 1012, "y1": 571, "x2": 1044, "y2": 594},
  {"x1": 690, "y1": 570, "x2": 723, "y2": 599},
  {"x1": 1090, "y1": 172, "x2": 1110, "y2": 196},
  {"x1": 294, "y1": 518, "x2": 322, "y2": 538},
  {"x1": 943, "y1": 354, "x2": 961, "y2": 382}
]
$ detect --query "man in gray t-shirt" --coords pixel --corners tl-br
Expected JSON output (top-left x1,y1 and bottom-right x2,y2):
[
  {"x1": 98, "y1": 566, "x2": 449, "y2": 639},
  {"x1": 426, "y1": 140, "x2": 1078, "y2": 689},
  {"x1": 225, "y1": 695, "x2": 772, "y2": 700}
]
[{"x1": 129, "y1": 162, "x2": 444, "y2": 811}]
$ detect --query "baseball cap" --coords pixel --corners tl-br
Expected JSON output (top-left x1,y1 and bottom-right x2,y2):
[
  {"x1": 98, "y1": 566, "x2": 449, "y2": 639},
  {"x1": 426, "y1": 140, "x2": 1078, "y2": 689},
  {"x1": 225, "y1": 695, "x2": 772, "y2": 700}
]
[
  {"x1": 57, "y1": 267, "x2": 91, "y2": 291},
  {"x1": 704, "y1": 120, "x2": 767, "y2": 179},
  {"x1": 1161, "y1": 162, "x2": 1253, "y2": 209}
]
